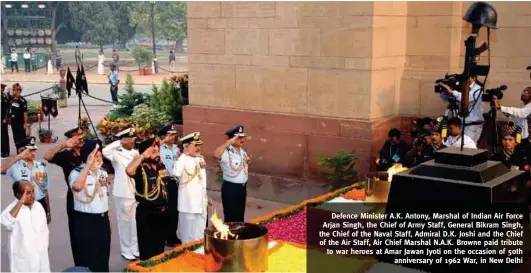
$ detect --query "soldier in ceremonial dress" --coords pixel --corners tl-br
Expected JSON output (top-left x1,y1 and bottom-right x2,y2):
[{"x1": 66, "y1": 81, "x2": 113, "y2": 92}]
[
  {"x1": 214, "y1": 126, "x2": 250, "y2": 223},
  {"x1": 126, "y1": 138, "x2": 172, "y2": 261},
  {"x1": 491, "y1": 122, "x2": 529, "y2": 170},
  {"x1": 44, "y1": 127, "x2": 85, "y2": 265},
  {"x1": 158, "y1": 124, "x2": 182, "y2": 246},
  {"x1": 174, "y1": 132, "x2": 211, "y2": 244},
  {"x1": 102, "y1": 128, "x2": 140, "y2": 261},
  {"x1": 69, "y1": 141, "x2": 111, "y2": 272},
  {"x1": 1, "y1": 137, "x2": 51, "y2": 222}
]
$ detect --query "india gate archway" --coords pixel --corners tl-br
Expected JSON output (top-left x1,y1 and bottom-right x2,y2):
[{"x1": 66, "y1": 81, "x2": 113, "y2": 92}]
[{"x1": 184, "y1": 1, "x2": 531, "y2": 203}]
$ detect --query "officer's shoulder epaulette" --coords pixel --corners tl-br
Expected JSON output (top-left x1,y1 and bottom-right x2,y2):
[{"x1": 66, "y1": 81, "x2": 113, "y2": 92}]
[
  {"x1": 116, "y1": 148, "x2": 123, "y2": 152},
  {"x1": 74, "y1": 166, "x2": 83, "y2": 172},
  {"x1": 242, "y1": 147, "x2": 248, "y2": 154},
  {"x1": 226, "y1": 146, "x2": 234, "y2": 153}
]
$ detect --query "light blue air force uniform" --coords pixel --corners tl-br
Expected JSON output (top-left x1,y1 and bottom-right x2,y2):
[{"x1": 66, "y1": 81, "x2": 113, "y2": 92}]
[
  {"x1": 220, "y1": 145, "x2": 249, "y2": 184},
  {"x1": 160, "y1": 143, "x2": 180, "y2": 174},
  {"x1": 69, "y1": 165, "x2": 109, "y2": 214},
  {"x1": 6, "y1": 160, "x2": 50, "y2": 200}
]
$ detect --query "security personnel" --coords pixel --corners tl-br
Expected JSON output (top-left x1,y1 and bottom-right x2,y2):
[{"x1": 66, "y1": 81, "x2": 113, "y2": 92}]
[
  {"x1": 9, "y1": 83, "x2": 29, "y2": 147},
  {"x1": 44, "y1": 127, "x2": 85, "y2": 265},
  {"x1": 214, "y1": 126, "x2": 249, "y2": 223},
  {"x1": 174, "y1": 132, "x2": 210, "y2": 243},
  {"x1": 419, "y1": 118, "x2": 448, "y2": 164},
  {"x1": 158, "y1": 124, "x2": 181, "y2": 246},
  {"x1": 1, "y1": 83, "x2": 12, "y2": 158},
  {"x1": 69, "y1": 140, "x2": 110, "y2": 272},
  {"x1": 102, "y1": 127, "x2": 140, "y2": 261},
  {"x1": 1, "y1": 136, "x2": 51, "y2": 222},
  {"x1": 491, "y1": 122, "x2": 529, "y2": 170},
  {"x1": 126, "y1": 138, "x2": 171, "y2": 261}
]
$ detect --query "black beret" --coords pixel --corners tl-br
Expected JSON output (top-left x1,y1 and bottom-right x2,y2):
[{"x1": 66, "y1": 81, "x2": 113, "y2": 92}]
[
  {"x1": 80, "y1": 140, "x2": 103, "y2": 163},
  {"x1": 64, "y1": 128, "x2": 83, "y2": 138},
  {"x1": 157, "y1": 124, "x2": 177, "y2": 137},
  {"x1": 225, "y1": 125, "x2": 246, "y2": 138},
  {"x1": 139, "y1": 138, "x2": 157, "y2": 154}
]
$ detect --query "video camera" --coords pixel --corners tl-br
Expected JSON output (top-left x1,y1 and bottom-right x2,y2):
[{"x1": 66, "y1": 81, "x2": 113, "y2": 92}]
[
  {"x1": 481, "y1": 85, "x2": 507, "y2": 102},
  {"x1": 434, "y1": 73, "x2": 462, "y2": 93},
  {"x1": 411, "y1": 118, "x2": 432, "y2": 148}
]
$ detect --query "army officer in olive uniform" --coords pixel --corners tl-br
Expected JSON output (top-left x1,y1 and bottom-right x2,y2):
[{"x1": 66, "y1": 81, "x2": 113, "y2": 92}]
[
  {"x1": 1, "y1": 137, "x2": 51, "y2": 223},
  {"x1": 214, "y1": 126, "x2": 250, "y2": 223}
]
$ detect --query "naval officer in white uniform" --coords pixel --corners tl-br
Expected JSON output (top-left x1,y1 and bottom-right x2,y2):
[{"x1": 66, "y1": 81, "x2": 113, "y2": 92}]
[
  {"x1": 102, "y1": 127, "x2": 139, "y2": 261},
  {"x1": 173, "y1": 132, "x2": 211, "y2": 244}
]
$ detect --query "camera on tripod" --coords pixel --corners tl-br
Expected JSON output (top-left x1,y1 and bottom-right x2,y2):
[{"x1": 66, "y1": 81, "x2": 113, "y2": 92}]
[
  {"x1": 434, "y1": 73, "x2": 461, "y2": 93},
  {"x1": 481, "y1": 85, "x2": 507, "y2": 102}
]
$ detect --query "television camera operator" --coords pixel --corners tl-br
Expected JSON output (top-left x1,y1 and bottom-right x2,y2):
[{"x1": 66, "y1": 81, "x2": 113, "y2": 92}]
[
  {"x1": 493, "y1": 86, "x2": 531, "y2": 149},
  {"x1": 438, "y1": 76, "x2": 485, "y2": 144},
  {"x1": 404, "y1": 118, "x2": 433, "y2": 167}
]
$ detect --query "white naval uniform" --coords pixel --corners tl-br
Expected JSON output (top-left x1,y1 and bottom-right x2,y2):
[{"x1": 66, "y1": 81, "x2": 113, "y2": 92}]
[
  {"x1": 160, "y1": 143, "x2": 180, "y2": 173},
  {"x1": 173, "y1": 154, "x2": 208, "y2": 244},
  {"x1": 102, "y1": 140, "x2": 139, "y2": 258},
  {"x1": 1, "y1": 199, "x2": 50, "y2": 272},
  {"x1": 444, "y1": 134, "x2": 477, "y2": 149}
]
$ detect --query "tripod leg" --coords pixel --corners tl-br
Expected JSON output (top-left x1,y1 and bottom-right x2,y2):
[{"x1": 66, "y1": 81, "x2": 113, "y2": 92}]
[{"x1": 79, "y1": 94, "x2": 99, "y2": 141}]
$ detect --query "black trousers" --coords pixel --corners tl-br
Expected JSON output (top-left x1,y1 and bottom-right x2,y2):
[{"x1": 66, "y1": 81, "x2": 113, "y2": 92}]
[
  {"x1": 1, "y1": 121, "x2": 9, "y2": 156},
  {"x1": 73, "y1": 211, "x2": 111, "y2": 272},
  {"x1": 32, "y1": 64, "x2": 37, "y2": 71},
  {"x1": 165, "y1": 179, "x2": 180, "y2": 245},
  {"x1": 11, "y1": 122, "x2": 25, "y2": 151},
  {"x1": 221, "y1": 181, "x2": 247, "y2": 223},
  {"x1": 110, "y1": 85, "x2": 118, "y2": 104},
  {"x1": 24, "y1": 59, "x2": 30, "y2": 72},
  {"x1": 11, "y1": 62, "x2": 18, "y2": 72},
  {"x1": 66, "y1": 190, "x2": 79, "y2": 265},
  {"x1": 136, "y1": 205, "x2": 169, "y2": 261}
]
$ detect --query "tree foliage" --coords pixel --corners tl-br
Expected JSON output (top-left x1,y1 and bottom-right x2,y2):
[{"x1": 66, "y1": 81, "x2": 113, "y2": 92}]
[
  {"x1": 68, "y1": 2, "x2": 118, "y2": 46},
  {"x1": 129, "y1": 2, "x2": 187, "y2": 42},
  {"x1": 149, "y1": 79, "x2": 183, "y2": 124},
  {"x1": 319, "y1": 152, "x2": 359, "y2": 192}
]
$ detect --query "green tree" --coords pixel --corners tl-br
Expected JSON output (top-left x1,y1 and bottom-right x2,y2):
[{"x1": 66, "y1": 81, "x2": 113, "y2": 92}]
[
  {"x1": 129, "y1": 2, "x2": 187, "y2": 44},
  {"x1": 108, "y1": 2, "x2": 136, "y2": 48},
  {"x1": 114, "y1": 74, "x2": 149, "y2": 117},
  {"x1": 149, "y1": 79, "x2": 183, "y2": 124},
  {"x1": 319, "y1": 152, "x2": 359, "y2": 192},
  {"x1": 68, "y1": 2, "x2": 118, "y2": 47}
]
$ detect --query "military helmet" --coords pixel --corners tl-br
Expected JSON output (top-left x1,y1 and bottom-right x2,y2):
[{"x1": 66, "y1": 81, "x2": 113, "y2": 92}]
[{"x1": 463, "y1": 2, "x2": 498, "y2": 29}]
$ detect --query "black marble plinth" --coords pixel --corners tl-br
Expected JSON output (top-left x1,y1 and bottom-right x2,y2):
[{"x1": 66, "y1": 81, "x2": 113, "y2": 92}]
[{"x1": 434, "y1": 147, "x2": 489, "y2": 167}]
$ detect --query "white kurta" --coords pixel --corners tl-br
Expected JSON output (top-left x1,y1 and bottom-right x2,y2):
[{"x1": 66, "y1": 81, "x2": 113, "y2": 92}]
[
  {"x1": 174, "y1": 154, "x2": 208, "y2": 244},
  {"x1": 1, "y1": 200, "x2": 50, "y2": 272},
  {"x1": 46, "y1": 60, "x2": 53, "y2": 75},
  {"x1": 98, "y1": 55, "x2": 105, "y2": 75},
  {"x1": 102, "y1": 140, "x2": 139, "y2": 258},
  {"x1": 444, "y1": 134, "x2": 477, "y2": 149}
]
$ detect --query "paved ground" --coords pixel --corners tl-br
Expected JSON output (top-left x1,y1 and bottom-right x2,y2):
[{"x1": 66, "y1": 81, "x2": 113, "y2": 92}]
[
  {"x1": 2, "y1": 82, "x2": 153, "y2": 107},
  {"x1": 0, "y1": 88, "x2": 291, "y2": 272}
]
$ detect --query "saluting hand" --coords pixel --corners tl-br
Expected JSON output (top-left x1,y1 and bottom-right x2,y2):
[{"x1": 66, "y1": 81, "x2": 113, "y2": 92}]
[
  {"x1": 87, "y1": 144, "x2": 100, "y2": 164},
  {"x1": 17, "y1": 149, "x2": 32, "y2": 160},
  {"x1": 65, "y1": 135, "x2": 84, "y2": 148},
  {"x1": 142, "y1": 146, "x2": 158, "y2": 159},
  {"x1": 227, "y1": 135, "x2": 239, "y2": 145},
  {"x1": 19, "y1": 188, "x2": 31, "y2": 204}
]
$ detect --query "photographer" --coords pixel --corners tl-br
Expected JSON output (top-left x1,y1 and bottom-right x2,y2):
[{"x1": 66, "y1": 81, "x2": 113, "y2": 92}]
[
  {"x1": 376, "y1": 128, "x2": 409, "y2": 171},
  {"x1": 493, "y1": 86, "x2": 531, "y2": 147},
  {"x1": 419, "y1": 119, "x2": 448, "y2": 164},
  {"x1": 439, "y1": 76, "x2": 485, "y2": 144},
  {"x1": 443, "y1": 117, "x2": 477, "y2": 149}
]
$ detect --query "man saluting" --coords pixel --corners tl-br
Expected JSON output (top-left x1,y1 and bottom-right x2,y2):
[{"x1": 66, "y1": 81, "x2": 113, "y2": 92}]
[
  {"x1": 102, "y1": 127, "x2": 140, "y2": 261},
  {"x1": 174, "y1": 132, "x2": 211, "y2": 243},
  {"x1": 126, "y1": 138, "x2": 171, "y2": 261},
  {"x1": 158, "y1": 124, "x2": 181, "y2": 246},
  {"x1": 44, "y1": 127, "x2": 85, "y2": 265},
  {"x1": 214, "y1": 126, "x2": 250, "y2": 223}
]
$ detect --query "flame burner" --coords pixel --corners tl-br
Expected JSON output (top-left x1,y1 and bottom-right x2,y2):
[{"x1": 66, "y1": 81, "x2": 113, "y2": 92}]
[{"x1": 204, "y1": 223, "x2": 269, "y2": 272}]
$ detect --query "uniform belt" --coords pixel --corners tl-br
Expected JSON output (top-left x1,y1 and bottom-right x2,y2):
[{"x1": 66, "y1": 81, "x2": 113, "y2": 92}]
[
  {"x1": 465, "y1": 121, "x2": 483, "y2": 126},
  {"x1": 223, "y1": 180, "x2": 247, "y2": 186},
  {"x1": 74, "y1": 210, "x2": 108, "y2": 217}
]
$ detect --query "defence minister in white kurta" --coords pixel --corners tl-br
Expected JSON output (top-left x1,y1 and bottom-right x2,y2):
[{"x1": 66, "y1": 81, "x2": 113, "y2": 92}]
[{"x1": 1, "y1": 180, "x2": 50, "y2": 272}]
